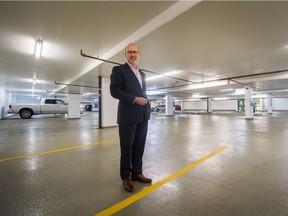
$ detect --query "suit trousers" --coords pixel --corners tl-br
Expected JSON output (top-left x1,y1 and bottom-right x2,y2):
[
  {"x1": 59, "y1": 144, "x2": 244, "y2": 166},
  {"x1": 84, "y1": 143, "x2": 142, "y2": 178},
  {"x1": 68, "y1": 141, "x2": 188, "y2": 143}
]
[{"x1": 118, "y1": 120, "x2": 148, "y2": 180}]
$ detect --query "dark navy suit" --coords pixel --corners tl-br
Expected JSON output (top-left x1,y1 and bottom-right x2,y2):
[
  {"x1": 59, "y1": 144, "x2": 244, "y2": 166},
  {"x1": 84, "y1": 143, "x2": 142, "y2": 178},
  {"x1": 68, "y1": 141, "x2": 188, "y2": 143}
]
[{"x1": 110, "y1": 63, "x2": 151, "y2": 180}]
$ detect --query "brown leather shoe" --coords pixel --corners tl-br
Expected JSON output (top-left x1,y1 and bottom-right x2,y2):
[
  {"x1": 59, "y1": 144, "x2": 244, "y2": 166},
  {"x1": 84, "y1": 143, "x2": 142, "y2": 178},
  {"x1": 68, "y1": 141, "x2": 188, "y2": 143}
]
[
  {"x1": 123, "y1": 178, "x2": 134, "y2": 192},
  {"x1": 131, "y1": 174, "x2": 152, "y2": 183}
]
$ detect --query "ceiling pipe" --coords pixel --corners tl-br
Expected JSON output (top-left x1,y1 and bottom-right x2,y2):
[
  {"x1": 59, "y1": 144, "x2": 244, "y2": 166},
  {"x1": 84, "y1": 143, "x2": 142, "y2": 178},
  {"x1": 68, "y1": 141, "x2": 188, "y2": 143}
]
[
  {"x1": 80, "y1": 49, "x2": 196, "y2": 84},
  {"x1": 229, "y1": 79, "x2": 260, "y2": 90},
  {"x1": 80, "y1": 50, "x2": 288, "y2": 91},
  {"x1": 220, "y1": 69, "x2": 288, "y2": 80},
  {"x1": 46, "y1": 90, "x2": 82, "y2": 95},
  {"x1": 54, "y1": 81, "x2": 99, "y2": 89},
  {"x1": 149, "y1": 69, "x2": 288, "y2": 91}
]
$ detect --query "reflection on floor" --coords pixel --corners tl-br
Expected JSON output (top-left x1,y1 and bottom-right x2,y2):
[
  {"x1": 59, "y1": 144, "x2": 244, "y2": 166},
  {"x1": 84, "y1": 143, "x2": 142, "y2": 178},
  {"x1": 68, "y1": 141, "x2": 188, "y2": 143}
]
[{"x1": 1, "y1": 111, "x2": 288, "y2": 216}]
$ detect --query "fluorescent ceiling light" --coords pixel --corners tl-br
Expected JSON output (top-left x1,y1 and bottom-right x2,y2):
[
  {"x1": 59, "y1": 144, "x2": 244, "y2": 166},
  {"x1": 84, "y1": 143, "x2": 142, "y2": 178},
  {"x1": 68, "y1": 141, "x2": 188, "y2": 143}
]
[
  {"x1": 146, "y1": 75, "x2": 163, "y2": 81},
  {"x1": 220, "y1": 88, "x2": 234, "y2": 92},
  {"x1": 82, "y1": 93, "x2": 98, "y2": 96},
  {"x1": 192, "y1": 93, "x2": 200, "y2": 98},
  {"x1": 253, "y1": 94, "x2": 268, "y2": 98},
  {"x1": 234, "y1": 88, "x2": 245, "y2": 95},
  {"x1": 188, "y1": 98, "x2": 202, "y2": 101},
  {"x1": 147, "y1": 91, "x2": 165, "y2": 95},
  {"x1": 214, "y1": 97, "x2": 230, "y2": 101},
  {"x1": 35, "y1": 38, "x2": 43, "y2": 59},
  {"x1": 146, "y1": 70, "x2": 181, "y2": 81},
  {"x1": 164, "y1": 70, "x2": 180, "y2": 76}
]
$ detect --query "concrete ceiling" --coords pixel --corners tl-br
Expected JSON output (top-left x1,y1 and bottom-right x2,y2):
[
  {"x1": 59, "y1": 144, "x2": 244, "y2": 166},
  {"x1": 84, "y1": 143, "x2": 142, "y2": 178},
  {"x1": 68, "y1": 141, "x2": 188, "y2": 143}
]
[{"x1": 1, "y1": 1, "x2": 288, "y2": 102}]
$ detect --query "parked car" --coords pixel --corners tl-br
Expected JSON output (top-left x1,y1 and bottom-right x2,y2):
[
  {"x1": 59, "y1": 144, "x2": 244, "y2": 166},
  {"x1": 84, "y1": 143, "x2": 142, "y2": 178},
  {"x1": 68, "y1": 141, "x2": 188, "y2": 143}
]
[
  {"x1": 152, "y1": 105, "x2": 165, "y2": 112},
  {"x1": 174, "y1": 105, "x2": 181, "y2": 111},
  {"x1": 8, "y1": 98, "x2": 83, "y2": 119},
  {"x1": 85, "y1": 104, "x2": 92, "y2": 111}
]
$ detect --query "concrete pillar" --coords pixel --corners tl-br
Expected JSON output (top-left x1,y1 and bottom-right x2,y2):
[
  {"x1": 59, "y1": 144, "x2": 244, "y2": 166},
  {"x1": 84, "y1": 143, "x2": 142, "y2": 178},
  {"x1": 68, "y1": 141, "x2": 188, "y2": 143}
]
[
  {"x1": 180, "y1": 101, "x2": 184, "y2": 110},
  {"x1": 259, "y1": 98, "x2": 264, "y2": 112},
  {"x1": 101, "y1": 77, "x2": 118, "y2": 127},
  {"x1": 207, "y1": 98, "x2": 212, "y2": 113},
  {"x1": 165, "y1": 94, "x2": 174, "y2": 116},
  {"x1": 267, "y1": 93, "x2": 272, "y2": 114},
  {"x1": 68, "y1": 94, "x2": 81, "y2": 119},
  {"x1": 244, "y1": 86, "x2": 253, "y2": 119}
]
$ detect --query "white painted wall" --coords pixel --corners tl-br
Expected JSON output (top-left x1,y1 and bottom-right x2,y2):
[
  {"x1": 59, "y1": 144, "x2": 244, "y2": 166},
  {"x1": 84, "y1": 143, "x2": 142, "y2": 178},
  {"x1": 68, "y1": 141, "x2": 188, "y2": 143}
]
[
  {"x1": 182, "y1": 99, "x2": 237, "y2": 111},
  {"x1": 91, "y1": 101, "x2": 99, "y2": 112},
  {"x1": 212, "y1": 100, "x2": 237, "y2": 110},
  {"x1": 182, "y1": 100, "x2": 207, "y2": 110},
  {"x1": 181, "y1": 97, "x2": 288, "y2": 111},
  {"x1": 262, "y1": 98, "x2": 288, "y2": 111},
  {"x1": 271, "y1": 98, "x2": 288, "y2": 110}
]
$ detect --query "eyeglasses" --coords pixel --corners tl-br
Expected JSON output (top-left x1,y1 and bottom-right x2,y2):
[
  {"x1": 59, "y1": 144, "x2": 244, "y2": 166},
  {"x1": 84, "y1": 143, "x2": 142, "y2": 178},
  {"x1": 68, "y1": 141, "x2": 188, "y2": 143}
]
[{"x1": 126, "y1": 50, "x2": 139, "y2": 55}]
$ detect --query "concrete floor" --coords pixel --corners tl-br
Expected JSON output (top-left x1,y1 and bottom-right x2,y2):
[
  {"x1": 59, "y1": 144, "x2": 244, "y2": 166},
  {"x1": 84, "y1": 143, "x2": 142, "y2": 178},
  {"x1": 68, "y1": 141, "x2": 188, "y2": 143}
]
[{"x1": 0, "y1": 111, "x2": 288, "y2": 216}]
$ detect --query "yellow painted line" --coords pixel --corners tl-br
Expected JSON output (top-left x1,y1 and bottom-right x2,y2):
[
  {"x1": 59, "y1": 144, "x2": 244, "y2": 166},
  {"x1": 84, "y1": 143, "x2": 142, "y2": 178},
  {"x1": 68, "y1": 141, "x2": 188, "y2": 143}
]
[
  {"x1": 95, "y1": 145, "x2": 228, "y2": 216},
  {"x1": 1, "y1": 129, "x2": 98, "y2": 140},
  {"x1": 0, "y1": 139, "x2": 118, "y2": 163}
]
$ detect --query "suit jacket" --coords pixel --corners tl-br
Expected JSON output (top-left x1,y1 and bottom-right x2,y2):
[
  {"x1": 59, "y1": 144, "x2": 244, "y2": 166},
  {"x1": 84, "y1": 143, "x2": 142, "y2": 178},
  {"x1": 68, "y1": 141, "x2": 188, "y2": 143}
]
[{"x1": 110, "y1": 63, "x2": 151, "y2": 125}]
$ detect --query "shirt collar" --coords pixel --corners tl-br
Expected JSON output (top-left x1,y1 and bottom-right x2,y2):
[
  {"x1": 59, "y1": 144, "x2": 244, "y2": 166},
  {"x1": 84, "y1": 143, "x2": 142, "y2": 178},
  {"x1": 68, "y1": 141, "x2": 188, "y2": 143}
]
[{"x1": 127, "y1": 62, "x2": 139, "y2": 70}]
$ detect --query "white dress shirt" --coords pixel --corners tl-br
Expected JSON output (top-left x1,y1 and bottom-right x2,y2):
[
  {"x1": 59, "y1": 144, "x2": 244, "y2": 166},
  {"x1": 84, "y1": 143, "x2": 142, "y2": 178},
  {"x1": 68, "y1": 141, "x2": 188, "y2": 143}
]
[{"x1": 127, "y1": 62, "x2": 142, "y2": 88}]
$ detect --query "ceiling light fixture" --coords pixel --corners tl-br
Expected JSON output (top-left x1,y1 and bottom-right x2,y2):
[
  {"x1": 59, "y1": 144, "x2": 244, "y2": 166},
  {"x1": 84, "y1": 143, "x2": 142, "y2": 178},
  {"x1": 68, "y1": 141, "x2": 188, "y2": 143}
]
[
  {"x1": 146, "y1": 70, "x2": 181, "y2": 81},
  {"x1": 146, "y1": 75, "x2": 163, "y2": 81},
  {"x1": 220, "y1": 88, "x2": 234, "y2": 92},
  {"x1": 234, "y1": 88, "x2": 245, "y2": 95},
  {"x1": 146, "y1": 90, "x2": 165, "y2": 95},
  {"x1": 192, "y1": 93, "x2": 200, "y2": 98},
  {"x1": 35, "y1": 38, "x2": 43, "y2": 59}
]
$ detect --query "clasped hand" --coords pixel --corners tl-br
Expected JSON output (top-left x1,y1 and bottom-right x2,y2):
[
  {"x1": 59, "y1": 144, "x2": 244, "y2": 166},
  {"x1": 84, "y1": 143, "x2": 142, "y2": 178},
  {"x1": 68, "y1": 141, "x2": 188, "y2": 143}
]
[{"x1": 134, "y1": 97, "x2": 148, "y2": 106}]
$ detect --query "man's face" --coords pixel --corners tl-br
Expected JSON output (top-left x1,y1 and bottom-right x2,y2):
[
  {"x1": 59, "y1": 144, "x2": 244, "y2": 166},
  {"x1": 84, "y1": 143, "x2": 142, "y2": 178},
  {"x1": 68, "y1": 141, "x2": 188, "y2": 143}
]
[{"x1": 125, "y1": 44, "x2": 140, "y2": 67}]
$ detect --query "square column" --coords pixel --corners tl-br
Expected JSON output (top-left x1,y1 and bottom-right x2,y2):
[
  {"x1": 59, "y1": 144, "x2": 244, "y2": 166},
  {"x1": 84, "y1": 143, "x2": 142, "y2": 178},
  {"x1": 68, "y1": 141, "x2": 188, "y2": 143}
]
[
  {"x1": 165, "y1": 94, "x2": 174, "y2": 116},
  {"x1": 68, "y1": 94, "x2": 81, "y2": 119},
  {"x1": 207, "y1": 97, "x2": 212, "y2": 113},
  {"x1": 267, "y1": 93, "x2": 273, "y2": 114},
  {"x1": 244, "y1": 86, "x2": 254, "y2": 119}
]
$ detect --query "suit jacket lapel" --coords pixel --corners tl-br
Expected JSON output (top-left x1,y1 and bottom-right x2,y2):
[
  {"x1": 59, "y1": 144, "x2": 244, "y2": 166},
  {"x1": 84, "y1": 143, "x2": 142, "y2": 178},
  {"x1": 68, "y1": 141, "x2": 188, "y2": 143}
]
[
  {"x1": 139, "y1": 69, "x2": 145, "y2": 89},
  {"x1": 124, "y1": 63, "x2": 142, "y2": 89}
]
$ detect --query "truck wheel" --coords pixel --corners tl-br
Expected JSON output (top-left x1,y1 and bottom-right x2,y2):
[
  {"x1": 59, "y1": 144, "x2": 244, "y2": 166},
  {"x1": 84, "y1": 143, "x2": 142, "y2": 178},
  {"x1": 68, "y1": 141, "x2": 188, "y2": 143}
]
[{"x1": 19, "y1": 109, "x2": 33, "y2": 119}]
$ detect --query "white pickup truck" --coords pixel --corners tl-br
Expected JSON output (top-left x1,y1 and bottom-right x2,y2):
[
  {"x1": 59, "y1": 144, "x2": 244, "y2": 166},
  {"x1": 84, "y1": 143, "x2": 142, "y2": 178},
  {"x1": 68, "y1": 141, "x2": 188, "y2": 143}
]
[{"x1": 8, "y1": 98, "x2": 69, "y2": 119}]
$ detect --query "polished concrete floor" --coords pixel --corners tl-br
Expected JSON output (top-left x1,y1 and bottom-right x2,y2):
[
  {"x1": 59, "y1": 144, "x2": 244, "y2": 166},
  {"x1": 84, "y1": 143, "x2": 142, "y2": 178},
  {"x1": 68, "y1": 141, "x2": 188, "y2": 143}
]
[{"x1": 1, "y1": 111, "x2": 288, "y2": 216}]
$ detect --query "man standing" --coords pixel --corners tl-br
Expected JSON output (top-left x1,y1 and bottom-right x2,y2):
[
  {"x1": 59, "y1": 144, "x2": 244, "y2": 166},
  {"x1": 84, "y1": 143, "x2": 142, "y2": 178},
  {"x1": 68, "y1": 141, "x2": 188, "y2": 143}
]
[{"x1": 110, "y1": 43, "x2": 152, "y2": 192}]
